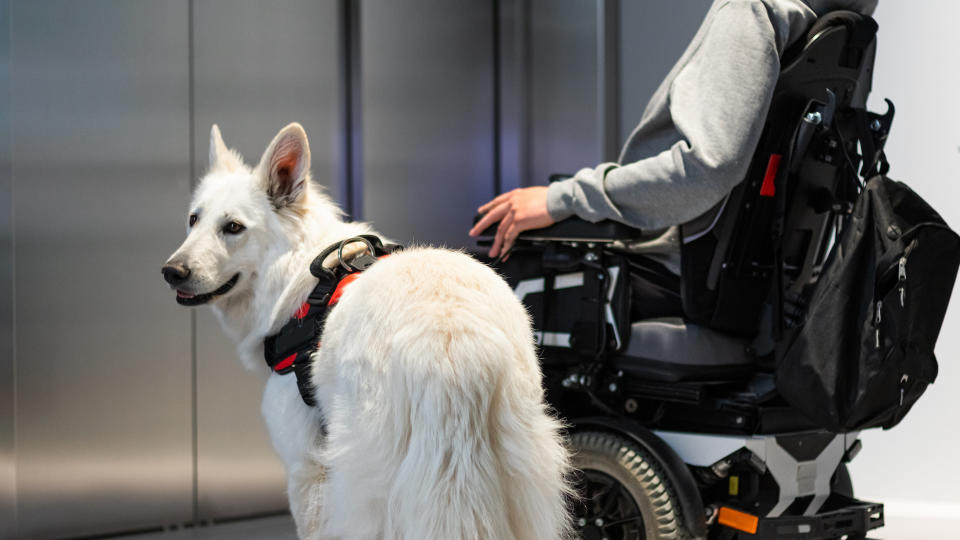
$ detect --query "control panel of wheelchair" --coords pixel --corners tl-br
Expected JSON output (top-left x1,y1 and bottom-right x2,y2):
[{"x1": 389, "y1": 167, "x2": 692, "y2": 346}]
[{"x1": 471, "y1": 213, "x2": 645, "y2": 245}]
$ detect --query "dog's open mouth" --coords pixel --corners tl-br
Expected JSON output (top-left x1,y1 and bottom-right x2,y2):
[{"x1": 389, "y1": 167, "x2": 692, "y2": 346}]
[{"x1": 176, "y1": 274, "x2": 240, "y2": 306}]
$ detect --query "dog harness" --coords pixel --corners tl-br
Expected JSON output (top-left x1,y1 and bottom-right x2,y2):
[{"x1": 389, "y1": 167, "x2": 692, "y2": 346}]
[{"x1": 263, "y1": 235, "x2": 401, "y2": 407}]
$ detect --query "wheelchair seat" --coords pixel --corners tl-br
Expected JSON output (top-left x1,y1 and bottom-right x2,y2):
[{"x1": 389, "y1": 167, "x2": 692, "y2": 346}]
[{"x1": 616, "y1": 317, "x2": 754, "y2": 383}]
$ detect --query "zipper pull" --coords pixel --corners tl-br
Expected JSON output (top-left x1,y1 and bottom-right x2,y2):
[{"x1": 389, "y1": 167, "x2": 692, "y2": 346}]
[
  {"x1": 899, "y1": 374, "x2": 909, "y2": 407},
  {"x1": 898, "y1": 256, "x2": 908, "y2": 306},
  {"x1": 875, "y1": 300, "x2": 883, "y2": 349}
]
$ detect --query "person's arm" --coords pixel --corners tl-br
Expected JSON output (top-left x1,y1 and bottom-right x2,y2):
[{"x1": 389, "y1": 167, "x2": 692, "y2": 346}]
[{"x1": 547, "y1": 0, "x2": 782, "y2": 231}]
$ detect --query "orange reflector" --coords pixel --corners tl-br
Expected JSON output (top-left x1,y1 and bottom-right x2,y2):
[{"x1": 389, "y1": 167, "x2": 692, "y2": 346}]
[{"x1": 718, "y1": 507, "x2": 759, "y2": 534}]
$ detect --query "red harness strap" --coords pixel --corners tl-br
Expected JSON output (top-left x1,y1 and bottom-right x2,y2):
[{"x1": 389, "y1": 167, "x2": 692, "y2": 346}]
[
  {"x1": 274, "y1": 254, "x2": 391, "y2": 372},
  {"x1": 263, "y1": 236, "x2": 400, "y2": 408},
  {"x1": 273, "y1": 352, "x2": 298, "y2": 372},
  {"x1": 289, "y1": 254, "x2": 389, "y2": 326},
  {"x1": 328, "y1": 272, "x2": 363, "y2": 306}
]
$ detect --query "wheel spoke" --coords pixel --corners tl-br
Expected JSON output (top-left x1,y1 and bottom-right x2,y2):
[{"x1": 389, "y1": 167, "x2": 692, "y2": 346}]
[
  {"x1": 601, "y1": 514, "x2": 644, "y2": 529},
  {"x1": 597, "y1": 481, "x2": 623, "y2": 516},
  {"x1": 590, "y1": 482, "x2": 620, "y2": 514}
]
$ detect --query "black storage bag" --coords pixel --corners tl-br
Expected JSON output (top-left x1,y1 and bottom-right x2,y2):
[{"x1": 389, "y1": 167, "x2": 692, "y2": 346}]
[
  {"x1": 777, "y1": 175, "x2": 960, "y2": 431},
  {"x1": 487, "y1": 245, "x2": 632, "y2": 360}
]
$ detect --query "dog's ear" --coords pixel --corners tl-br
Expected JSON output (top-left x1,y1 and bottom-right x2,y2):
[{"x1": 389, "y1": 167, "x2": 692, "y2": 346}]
[
  {"x1": 208, "y1": 124, "x2": 246, "y2": 172},
  {"x1": 258, "y1": 123, "x2": 311, "y2": 209},
  {"x1": 209, "y1": 124, "x2": 230, "y2": 169}
]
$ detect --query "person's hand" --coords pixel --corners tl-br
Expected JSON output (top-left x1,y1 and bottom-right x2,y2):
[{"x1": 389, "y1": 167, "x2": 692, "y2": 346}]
[{"x1": 469, "y1": 186, "x2": 555, "y2": 258}]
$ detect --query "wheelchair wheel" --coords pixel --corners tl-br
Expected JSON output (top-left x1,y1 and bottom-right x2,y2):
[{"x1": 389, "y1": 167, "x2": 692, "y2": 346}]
[{"x1": 570, "y1": 431, "x2": 687, "y2": 540}]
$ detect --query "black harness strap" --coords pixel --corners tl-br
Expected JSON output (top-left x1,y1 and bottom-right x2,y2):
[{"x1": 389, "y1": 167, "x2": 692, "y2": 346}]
[{"x1": 263, "y1": 235, "x2": 401, "y2": 406}]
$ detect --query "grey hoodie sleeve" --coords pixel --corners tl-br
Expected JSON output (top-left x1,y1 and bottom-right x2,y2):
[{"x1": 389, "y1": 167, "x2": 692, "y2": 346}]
[{"x1": 546, "y1": 0, "x2": 782, "y2": 231}]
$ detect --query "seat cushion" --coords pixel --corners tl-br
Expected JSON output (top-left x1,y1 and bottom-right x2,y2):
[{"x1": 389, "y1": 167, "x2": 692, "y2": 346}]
[{"x1": 614, "y1": 317, "x2": 756, "y2": 382}]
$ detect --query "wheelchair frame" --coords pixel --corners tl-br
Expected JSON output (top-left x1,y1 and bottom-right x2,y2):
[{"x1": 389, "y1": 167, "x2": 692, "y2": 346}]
[{"x1": 477, "y1": 11, "x2": 895, "y2": 540}]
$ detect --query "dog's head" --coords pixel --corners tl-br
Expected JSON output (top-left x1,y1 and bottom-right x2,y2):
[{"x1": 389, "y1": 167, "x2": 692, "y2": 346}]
[{"x1": 162, "y1": 123, "x2": 312, "y2": 306}]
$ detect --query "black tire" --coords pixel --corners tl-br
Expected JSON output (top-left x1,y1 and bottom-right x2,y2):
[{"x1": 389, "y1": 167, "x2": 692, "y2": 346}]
[{"x1": 570, "y1": 431, "x2": 688, "y2": 540}]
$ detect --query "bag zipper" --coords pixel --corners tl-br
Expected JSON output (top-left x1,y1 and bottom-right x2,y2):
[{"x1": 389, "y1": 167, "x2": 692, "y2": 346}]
[
  {"x1": 875, "y1": 238, "x2": 919, "y2": 348},
  {"x1": 898, "y1": 238, "x2": 917, "y2": 307},
  {"x1": 874, "y1": 300, "x2": 882, "y2": 349}
]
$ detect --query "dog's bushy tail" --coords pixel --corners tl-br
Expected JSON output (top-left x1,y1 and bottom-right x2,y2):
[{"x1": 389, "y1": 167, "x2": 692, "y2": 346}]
[
  {"x1": 488, "y1": 345, "x2": 575, "y2": 540},
  {"x1": 376, "y1": 316, "x2": 572, "y2": 540},
  {"x1": 318, "y1": 249, "x2": 572, "y2": 539}
]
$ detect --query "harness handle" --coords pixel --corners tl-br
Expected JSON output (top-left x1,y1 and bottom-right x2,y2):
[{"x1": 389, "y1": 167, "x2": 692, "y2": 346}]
[
  {"x1": 309, "y1": 234, "x2": 392, "y2": 279},
  {"x1": 338, "y1": 237, "x2": 376, "y2": 272}
]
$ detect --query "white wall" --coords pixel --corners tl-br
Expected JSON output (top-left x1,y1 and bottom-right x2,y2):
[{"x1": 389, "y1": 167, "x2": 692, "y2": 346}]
[{"x1": 847, "y1": 0, "x2": 960, "y2": 521}]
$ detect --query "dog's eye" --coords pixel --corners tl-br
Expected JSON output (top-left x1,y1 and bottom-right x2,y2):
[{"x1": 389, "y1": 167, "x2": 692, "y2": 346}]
[
  {"x1": 223, "y1": 221, "x2": 246, "y2": 235},
  {"x1": 188, "y1": 214, "x2": 198, "y2": 227}
]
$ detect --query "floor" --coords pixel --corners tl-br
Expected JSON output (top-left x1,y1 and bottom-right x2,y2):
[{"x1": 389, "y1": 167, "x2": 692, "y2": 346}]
[
  {"x1": 107, "y1": 515, "x2": 298, "y2": 540},
  {"x1": 105, "y1": 513, "x2": 957, "y2": 539}
]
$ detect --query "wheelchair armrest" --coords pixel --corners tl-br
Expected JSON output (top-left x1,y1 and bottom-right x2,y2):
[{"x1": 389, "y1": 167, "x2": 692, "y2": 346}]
[{"x1": 472, "y1": 214, "x2": 644, "y2": 243}]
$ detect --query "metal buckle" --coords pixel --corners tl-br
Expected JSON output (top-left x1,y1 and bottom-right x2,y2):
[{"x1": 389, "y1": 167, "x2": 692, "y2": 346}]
[{"x1": 337, "y1": 236, "x2": 376, "y2": 272}]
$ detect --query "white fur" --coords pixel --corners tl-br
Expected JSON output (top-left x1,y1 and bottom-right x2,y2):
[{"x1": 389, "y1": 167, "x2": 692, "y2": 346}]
[{"x1": 165, "y1": 123, "x2": 572, "y2": 539}]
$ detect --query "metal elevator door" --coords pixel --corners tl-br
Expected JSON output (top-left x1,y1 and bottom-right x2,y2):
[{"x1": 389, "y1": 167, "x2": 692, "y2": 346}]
[
  {"x1": 9, "y1": 2, "x2": 194, "y2": 538},
  {"x1": 190, "y1": 0, "x2": 344, "y2": 522},
  {"x1": 0, "y1": 1, "x2": 714, "y2": 538},
  {"x1": 360, "y1": 0, "x2": 496, "y2": 248}
]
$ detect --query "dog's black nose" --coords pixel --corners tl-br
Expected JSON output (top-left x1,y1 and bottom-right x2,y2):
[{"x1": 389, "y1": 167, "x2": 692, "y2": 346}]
[{"x1": 162, "y1": 263, "x2": 191, "y2": 286}]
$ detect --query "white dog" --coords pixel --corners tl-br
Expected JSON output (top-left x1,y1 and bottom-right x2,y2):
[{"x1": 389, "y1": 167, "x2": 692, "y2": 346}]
[{"x1": 163, "y1": 122, "x2": 572, "y2": 539}]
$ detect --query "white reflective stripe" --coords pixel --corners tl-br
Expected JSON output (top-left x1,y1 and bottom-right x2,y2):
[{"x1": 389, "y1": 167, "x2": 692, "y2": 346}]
[
  {"x1": 513, "y1": 273, "x2": 582, "y2": 302},
  {"x1": 554, "y1": 272, "x2": 584, "y2": 289},
  {"x1": 514, "y1": 268, "x2": 619, "y2": 349},
  {"x1": 653, "y1": 430, "x2": 750, "y2": 467},
  {"x1": 537, "y1": 331, "x2": 571, "y2": 348},
  {"x1": 513, "y1": 277, "x2": 544, "y2": 301},
  {"x1": 605, "y1": 266, "x2": 621, "y2": 350}
]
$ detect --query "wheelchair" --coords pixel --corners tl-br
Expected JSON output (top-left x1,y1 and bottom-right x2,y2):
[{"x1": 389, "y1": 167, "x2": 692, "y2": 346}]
[{"x1": 477, "y1": 11, "x2": 896, "y2": 540}]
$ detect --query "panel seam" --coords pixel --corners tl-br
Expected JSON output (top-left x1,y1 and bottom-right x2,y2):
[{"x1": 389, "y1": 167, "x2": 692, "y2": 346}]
[
  {"x1": 492, "y1": 0, "x2": 502, "y2": 196},
  {"x1": 187, "y1": 0, "x2": 199, "y2": 526}
]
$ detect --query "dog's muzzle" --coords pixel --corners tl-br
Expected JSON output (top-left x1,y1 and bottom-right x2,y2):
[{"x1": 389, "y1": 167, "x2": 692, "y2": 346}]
[{"x1": 174, "y1": 273, "x2": 240, "y2": 306}]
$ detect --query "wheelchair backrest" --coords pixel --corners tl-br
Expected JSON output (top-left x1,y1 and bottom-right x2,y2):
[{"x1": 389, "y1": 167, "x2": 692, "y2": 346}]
[{"x1": 679, "y1": 11, "x2": 890, "y2": 337}]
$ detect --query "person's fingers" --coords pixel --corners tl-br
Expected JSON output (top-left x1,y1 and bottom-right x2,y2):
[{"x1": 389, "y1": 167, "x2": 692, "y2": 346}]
[
  {"x1": 501, "y1": 221, "x2": 521, "y2": 257},
  {"x1": 488, "y1": 211, "x2": 513, "y2": 258},
  {"x1": 469, "y1": 203, "x2": 509, "y2": 237},
  {"x1": 489, "y1": 210, "x2": 515, "y2": 258},
  {"x1": 477, "y1": 191, "x2": 512, "y2": 214}
]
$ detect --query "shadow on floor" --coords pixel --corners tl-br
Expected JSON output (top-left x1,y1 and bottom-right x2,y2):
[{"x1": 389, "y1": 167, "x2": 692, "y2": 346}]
[{"x1": 104, "y1": 515, "x2": 297, "y2": 540}]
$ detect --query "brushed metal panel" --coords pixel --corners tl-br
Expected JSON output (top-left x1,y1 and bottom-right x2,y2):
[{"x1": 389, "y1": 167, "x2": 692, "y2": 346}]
[
  {"x1": 361, "y1": 0, "x2": 495, "y2": 247},
  {"x1": 497, "y1": 0, "x2": 531, "y2": 192},
  {"x1": 0, "y1": 1, "x2": 15, "y2": 537},
  {"x1": 191, "y1": 0, "x2": 342, "y2": 521},
  {"x1": 598, "y1": 0, "x2": 619, "y2": 162},
  {"x1": 528, "y1": 0, "x2": 600, "y2": 185},
  {"x1": 192, "y1": 0, "x2": 341, "y2": 204},
  {"x1": 617, "y1": 0, "x2": 709, "y2": 145},
  {"x1": 11, "y1": 1, "x2": 193, "y2": 538}
]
